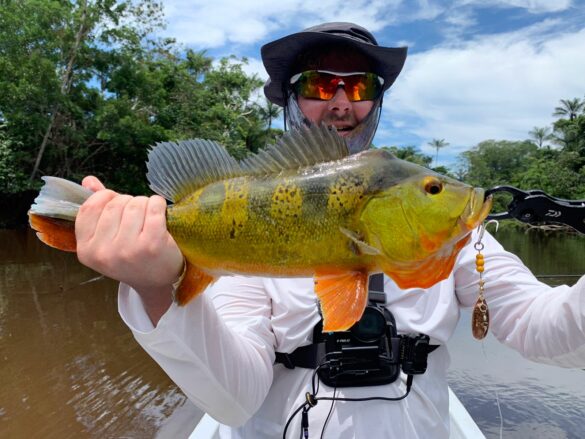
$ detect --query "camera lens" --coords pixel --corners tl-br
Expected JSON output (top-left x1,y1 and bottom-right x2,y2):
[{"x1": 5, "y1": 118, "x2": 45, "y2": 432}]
[{"x1": 351, "y1": 306, "x2": 386, "y2": 343}]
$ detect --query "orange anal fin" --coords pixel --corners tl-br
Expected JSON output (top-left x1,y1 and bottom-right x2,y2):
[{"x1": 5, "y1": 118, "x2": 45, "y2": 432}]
[
  {"x1": 314, "y1": 270, "x2": 369, "y2": 332},
  {"x1": 28, "y1": 212, "x2": 77, "y2": 252},
  {"x1": 175, "y1": 262, "x2": 216, "y2": 306}
]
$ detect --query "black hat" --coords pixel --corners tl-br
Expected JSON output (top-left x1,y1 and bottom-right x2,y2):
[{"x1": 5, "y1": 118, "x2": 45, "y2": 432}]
[{"x1": 261, "y1": 22, "x2": 407, "y2": 106}]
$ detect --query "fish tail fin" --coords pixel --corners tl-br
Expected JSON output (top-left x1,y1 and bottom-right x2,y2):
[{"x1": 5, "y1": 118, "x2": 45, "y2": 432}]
[
  {"x1": 175, "y1": 262, "x2": 216, "y2": 305},
  {"x1": 28, "y1": 177, "x2": 94, "y2": 252}
]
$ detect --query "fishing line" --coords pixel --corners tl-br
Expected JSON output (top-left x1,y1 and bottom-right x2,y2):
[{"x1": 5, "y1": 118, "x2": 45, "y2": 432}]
[
  {"x1": 480, "y1": 341, "x2": 504, "y2": 439},
  {"x1": 478, "y1": 220, "x2": 504, "y2": 439}
]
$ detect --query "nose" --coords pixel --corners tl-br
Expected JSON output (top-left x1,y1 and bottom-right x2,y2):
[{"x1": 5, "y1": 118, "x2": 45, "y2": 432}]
[{"x1": 327, "y1": 87, "x2": 351, "y2": 115}]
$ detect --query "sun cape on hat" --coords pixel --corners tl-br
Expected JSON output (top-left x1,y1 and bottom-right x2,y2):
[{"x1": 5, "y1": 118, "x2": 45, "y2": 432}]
[{"x1": 261, "y1": 22, "x2": 408, "y2": 106}]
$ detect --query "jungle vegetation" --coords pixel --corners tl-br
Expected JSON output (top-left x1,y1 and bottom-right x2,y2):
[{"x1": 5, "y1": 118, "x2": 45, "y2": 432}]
[{"x1": 0, "y1": 0, "x2": 583, "y2": 227}]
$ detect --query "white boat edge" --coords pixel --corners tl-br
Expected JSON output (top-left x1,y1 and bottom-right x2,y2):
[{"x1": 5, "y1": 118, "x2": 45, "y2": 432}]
[
  {"x1": 188, "y1": 387, "x2": 486, "y2": 439},
  {"x1": 447, "y1": 387, "x2": 486, "y2": 439}
]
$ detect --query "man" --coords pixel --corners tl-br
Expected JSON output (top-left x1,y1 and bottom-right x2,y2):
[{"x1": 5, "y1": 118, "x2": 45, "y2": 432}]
[{"x1": 76, "y1": 23, "x2": 585, "y2": 438}]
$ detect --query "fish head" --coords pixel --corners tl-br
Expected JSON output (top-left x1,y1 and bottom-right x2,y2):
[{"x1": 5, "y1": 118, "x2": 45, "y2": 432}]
[{"x1": 359, "y1": 170, "x2": 492, "y2": 289}]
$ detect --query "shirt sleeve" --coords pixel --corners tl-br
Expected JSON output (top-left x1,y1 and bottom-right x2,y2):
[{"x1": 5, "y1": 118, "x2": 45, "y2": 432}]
[
  {"x1": 118, "y1": 276, "x2": 276, "y2": 426},
  {"x1": 455, "y1": 230, "x2": 585, "y2": 368}
]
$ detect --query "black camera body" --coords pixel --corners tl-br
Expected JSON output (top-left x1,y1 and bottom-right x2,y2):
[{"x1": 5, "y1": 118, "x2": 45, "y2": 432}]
[
  {"x1": 315, "y1": 291, "x2": 434, "y2": 388},
  {"x1": 316, "y1": 292, "x2": 402, "y2": 387}
]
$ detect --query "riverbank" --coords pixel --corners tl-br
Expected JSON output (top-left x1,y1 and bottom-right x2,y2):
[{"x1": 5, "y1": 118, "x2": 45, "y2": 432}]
[{"x1": 0, "y1": 191, "x2": 37, "y2": 228}]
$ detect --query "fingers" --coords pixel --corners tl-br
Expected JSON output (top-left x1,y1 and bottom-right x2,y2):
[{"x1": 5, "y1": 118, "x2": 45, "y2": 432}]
[
  {"x1": 115, "y1": 196, "x2": 148, "y2": 239},
  {"x1": 93, "y1": 194, "x2": 133, "y2": 242},
  {"x1": 76, "y1": 190, "x2": 119, "y2": 244},
  {"x1": 74, "y1": 191, "x2": 183, "y2": 291},
  {"x1": 82, "y1": 175, "x2": 106, "y2": 192},
  {"x1": 142, "y1": 195, "x2": 168, "y2": 240}
]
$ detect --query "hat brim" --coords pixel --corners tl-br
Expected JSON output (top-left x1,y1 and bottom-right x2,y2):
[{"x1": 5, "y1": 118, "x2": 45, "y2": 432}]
[{"x1": 261, "y1": 31, "x2": 407, "y2": 106}]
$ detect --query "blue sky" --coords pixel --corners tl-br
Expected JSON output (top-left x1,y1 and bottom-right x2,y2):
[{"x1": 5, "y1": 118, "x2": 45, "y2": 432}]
[{"x1": 157, "y1": 0, "x2": 585, "y2": 169}]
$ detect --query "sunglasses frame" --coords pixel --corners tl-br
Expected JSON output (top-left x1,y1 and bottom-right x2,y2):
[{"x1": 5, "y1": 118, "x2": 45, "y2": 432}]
[{"x1": 289, "y1": 70, "x2": 385, "y2": 102}]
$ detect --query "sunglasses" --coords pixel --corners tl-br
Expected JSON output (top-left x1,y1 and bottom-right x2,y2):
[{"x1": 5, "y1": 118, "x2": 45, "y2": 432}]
[{"x1": 289, "y1": 70, "x2": 384, "y2": 102}]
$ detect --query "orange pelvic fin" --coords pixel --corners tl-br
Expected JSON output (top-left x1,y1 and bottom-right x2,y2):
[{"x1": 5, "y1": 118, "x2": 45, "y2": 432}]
[
  {"x1": 314, "y1": 270, "x2": 369, "y2": 332},
  {"x1": 28, "y1": 212, "x2": 77, "y2": 252},
  {"x1": 175, "y1": 262, "x2": 216, "y2": 306}
]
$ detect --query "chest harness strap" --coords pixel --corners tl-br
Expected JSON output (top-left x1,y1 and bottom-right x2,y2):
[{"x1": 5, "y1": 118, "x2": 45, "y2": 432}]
[{"x1": 275, "y1": 274, "x2": 439, "y2": 384}]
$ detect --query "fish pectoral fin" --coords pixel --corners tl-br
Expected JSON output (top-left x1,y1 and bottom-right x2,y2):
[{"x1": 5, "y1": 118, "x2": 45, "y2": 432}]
[
  {"x1": 175, "y1": 262, "x2": 216, "y2": 306},
  {"x1": 339, "y1": 227, "x2": 381, "y2": 256},
  {"x1": 314, "y1": 270, "x2": 369, "y2": 332}
]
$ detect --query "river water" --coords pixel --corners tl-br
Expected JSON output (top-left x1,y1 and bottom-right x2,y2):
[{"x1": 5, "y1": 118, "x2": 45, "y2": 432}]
[{"x1": 0, "y1": 228, "x2": 583, "y2": 438}]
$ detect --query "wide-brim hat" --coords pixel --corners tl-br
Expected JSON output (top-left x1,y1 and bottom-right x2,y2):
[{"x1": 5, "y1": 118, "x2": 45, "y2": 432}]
[{"x1": 261, "y1": 22, "x2": 408, "y2": 106}]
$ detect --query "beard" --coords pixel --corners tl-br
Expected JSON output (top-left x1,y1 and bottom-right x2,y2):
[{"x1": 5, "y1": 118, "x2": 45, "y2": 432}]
[{"x1": 285, "y1": 95, "x2": 382, "y2": 154}]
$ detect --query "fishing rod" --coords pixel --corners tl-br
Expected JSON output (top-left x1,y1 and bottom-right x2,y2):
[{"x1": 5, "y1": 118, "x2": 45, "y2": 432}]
[{"x1": 485, "y1": 186, "x2": 585, "y2": 235}]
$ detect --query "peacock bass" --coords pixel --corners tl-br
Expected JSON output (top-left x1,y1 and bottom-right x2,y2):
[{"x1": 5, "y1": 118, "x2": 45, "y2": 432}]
[{"x1": 28, "y1": 125, "x2": 492, "y2": 331}]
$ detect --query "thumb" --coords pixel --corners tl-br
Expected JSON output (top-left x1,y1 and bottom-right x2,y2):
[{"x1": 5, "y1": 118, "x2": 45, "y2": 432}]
[{"x1": 82, "y1": 175, "x2": 107, "y2": 192}]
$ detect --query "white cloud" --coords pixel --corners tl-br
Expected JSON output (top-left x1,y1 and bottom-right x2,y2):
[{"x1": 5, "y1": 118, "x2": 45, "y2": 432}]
[
  {"x1": 157, "y1": 1, "x2": 584, "y2": 167},
  {"x1": 160, "y1": 0, "x2": 409, "y2": 48},
  {"x1": 455, "y1": 0, "x2": 573, "y2": 13},
  {"x1": 161, "y1": 0, "x2": 295, "y2": 47},
  {"x1": 386, "y1": 22, "x2": 585, "y2": 157}
]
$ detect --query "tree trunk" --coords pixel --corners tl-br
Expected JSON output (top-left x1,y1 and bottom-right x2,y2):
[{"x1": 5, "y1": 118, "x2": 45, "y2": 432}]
[{"x1": 29, "y1": 1, "x2": 88, "y2": 181}]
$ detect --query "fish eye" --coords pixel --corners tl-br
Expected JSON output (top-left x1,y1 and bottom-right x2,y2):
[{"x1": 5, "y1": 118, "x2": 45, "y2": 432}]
[{"x1": 424, "y1": 177, "x2": 443, "y2": 195}]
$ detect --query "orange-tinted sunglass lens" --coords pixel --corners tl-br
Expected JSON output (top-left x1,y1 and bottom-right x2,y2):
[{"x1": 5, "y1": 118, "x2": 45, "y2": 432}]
[{"x1": 292, "y1": 71, "x2": 383, "y2": 102}]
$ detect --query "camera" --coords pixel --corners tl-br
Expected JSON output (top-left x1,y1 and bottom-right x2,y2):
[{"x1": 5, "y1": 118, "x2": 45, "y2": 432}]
[{"x1": 316, "y1": 296, "x2": 402, "y2": 387}]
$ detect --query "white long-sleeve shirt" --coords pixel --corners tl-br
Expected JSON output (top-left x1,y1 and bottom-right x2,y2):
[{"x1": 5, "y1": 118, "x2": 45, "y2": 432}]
[{"x1": 118, "y1": 230, "x2": 585, "y2": 438}]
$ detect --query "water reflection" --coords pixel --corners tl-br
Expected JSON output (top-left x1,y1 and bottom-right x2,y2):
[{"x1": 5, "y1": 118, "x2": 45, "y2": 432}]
[
  {"x1": 1, "y1": 227, "x2": 583, "y2": 438},
  {"x1": 448, "y1": 228, "x2": 585, "y2": 439},
  {"x1": 0, "y1": 229, "x2": 201, "y2": 438}
]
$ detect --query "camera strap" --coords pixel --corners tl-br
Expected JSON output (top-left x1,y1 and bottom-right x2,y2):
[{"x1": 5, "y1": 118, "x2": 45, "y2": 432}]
[{"x1": 275, "y1": 274, "x2": 439, "y2": 371}]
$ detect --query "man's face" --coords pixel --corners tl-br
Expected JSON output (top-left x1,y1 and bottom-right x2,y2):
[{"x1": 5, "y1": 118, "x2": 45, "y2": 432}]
[{"x1": 295, "y1": 51, "x2": 376, "y2": 137}]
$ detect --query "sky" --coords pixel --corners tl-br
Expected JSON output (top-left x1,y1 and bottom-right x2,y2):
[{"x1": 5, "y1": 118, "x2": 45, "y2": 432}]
[{"x1": 156, "y1": 0, "x2": 585, "y2": 168}]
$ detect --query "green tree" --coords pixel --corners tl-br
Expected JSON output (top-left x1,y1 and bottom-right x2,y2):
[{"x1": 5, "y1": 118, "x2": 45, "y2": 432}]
[
  {"x1": 553, "y1": 98, "x2": 585, "y2": 121},
  {"x1": 258, "y1": 101, "x2": 282, "y2": 130},
  {"x1": 0, "y1": 1, "x2": 276, "y2": 196},
  {"x1": 428, "y1": 138, "x2": 449, "y2": 167},
  {"x1": 518, "y1": 150, "x2": 585, "y2": 199},
  {"x1": 528, "y1": 126, "x2": 552, "y2": 149},
  {"x1": 459, "y1": 139, "x2": 539, "y2": 188},
  {"x1": 0, "y1": 0, "x2": 166, "y2": 186},
  {"x1": 380, "y1": 145, "x2": 433, "y2": 167},
  {"x1": 551, "y1": 113, "x2": 585, "y2": 157},
  {"x1": 0, "y1": 124, "x2": 27, "y2": 192}
]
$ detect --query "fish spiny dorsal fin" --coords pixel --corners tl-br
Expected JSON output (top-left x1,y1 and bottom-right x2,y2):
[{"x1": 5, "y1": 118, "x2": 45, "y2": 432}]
[
  {"x1": 147, "y1": 138, "x2": 242, "y2": 202},
  {"x1": 240, "y1": 124, "x2": 349, "y2": 176}
]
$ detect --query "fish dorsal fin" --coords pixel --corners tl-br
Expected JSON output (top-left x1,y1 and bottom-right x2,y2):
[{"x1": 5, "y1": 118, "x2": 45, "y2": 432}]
[
  {"x1": 147, "y1": 139, "x2": 242, "y2": 202},
  {"x1": 240, "y1": 124, "x2": 349, "y2": 175}
]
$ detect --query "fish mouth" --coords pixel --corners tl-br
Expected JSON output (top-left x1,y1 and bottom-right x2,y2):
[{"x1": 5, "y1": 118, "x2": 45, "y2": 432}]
[{"x1": 460, "y1": 188, "x2": 493, "y2": 231}]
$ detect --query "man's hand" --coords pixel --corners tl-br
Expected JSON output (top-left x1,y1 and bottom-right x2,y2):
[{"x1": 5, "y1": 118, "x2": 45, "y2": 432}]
[{"x1": 76, "y1": 176, "x2": 184, "y2": 325}]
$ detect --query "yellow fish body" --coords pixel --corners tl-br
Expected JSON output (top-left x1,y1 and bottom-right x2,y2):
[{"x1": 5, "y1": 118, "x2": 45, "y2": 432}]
[{"x1": 29, "y1": 125, "x2": 491, "y2": 331}]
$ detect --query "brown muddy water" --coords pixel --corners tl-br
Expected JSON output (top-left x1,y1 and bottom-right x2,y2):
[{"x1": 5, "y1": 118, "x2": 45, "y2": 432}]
[
  {"x1": 0, "y1": 227, "x2": 584, "y2": 438},
  {"x1": 0, "y1": 229, "x2": 202, "y2": 438}
]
